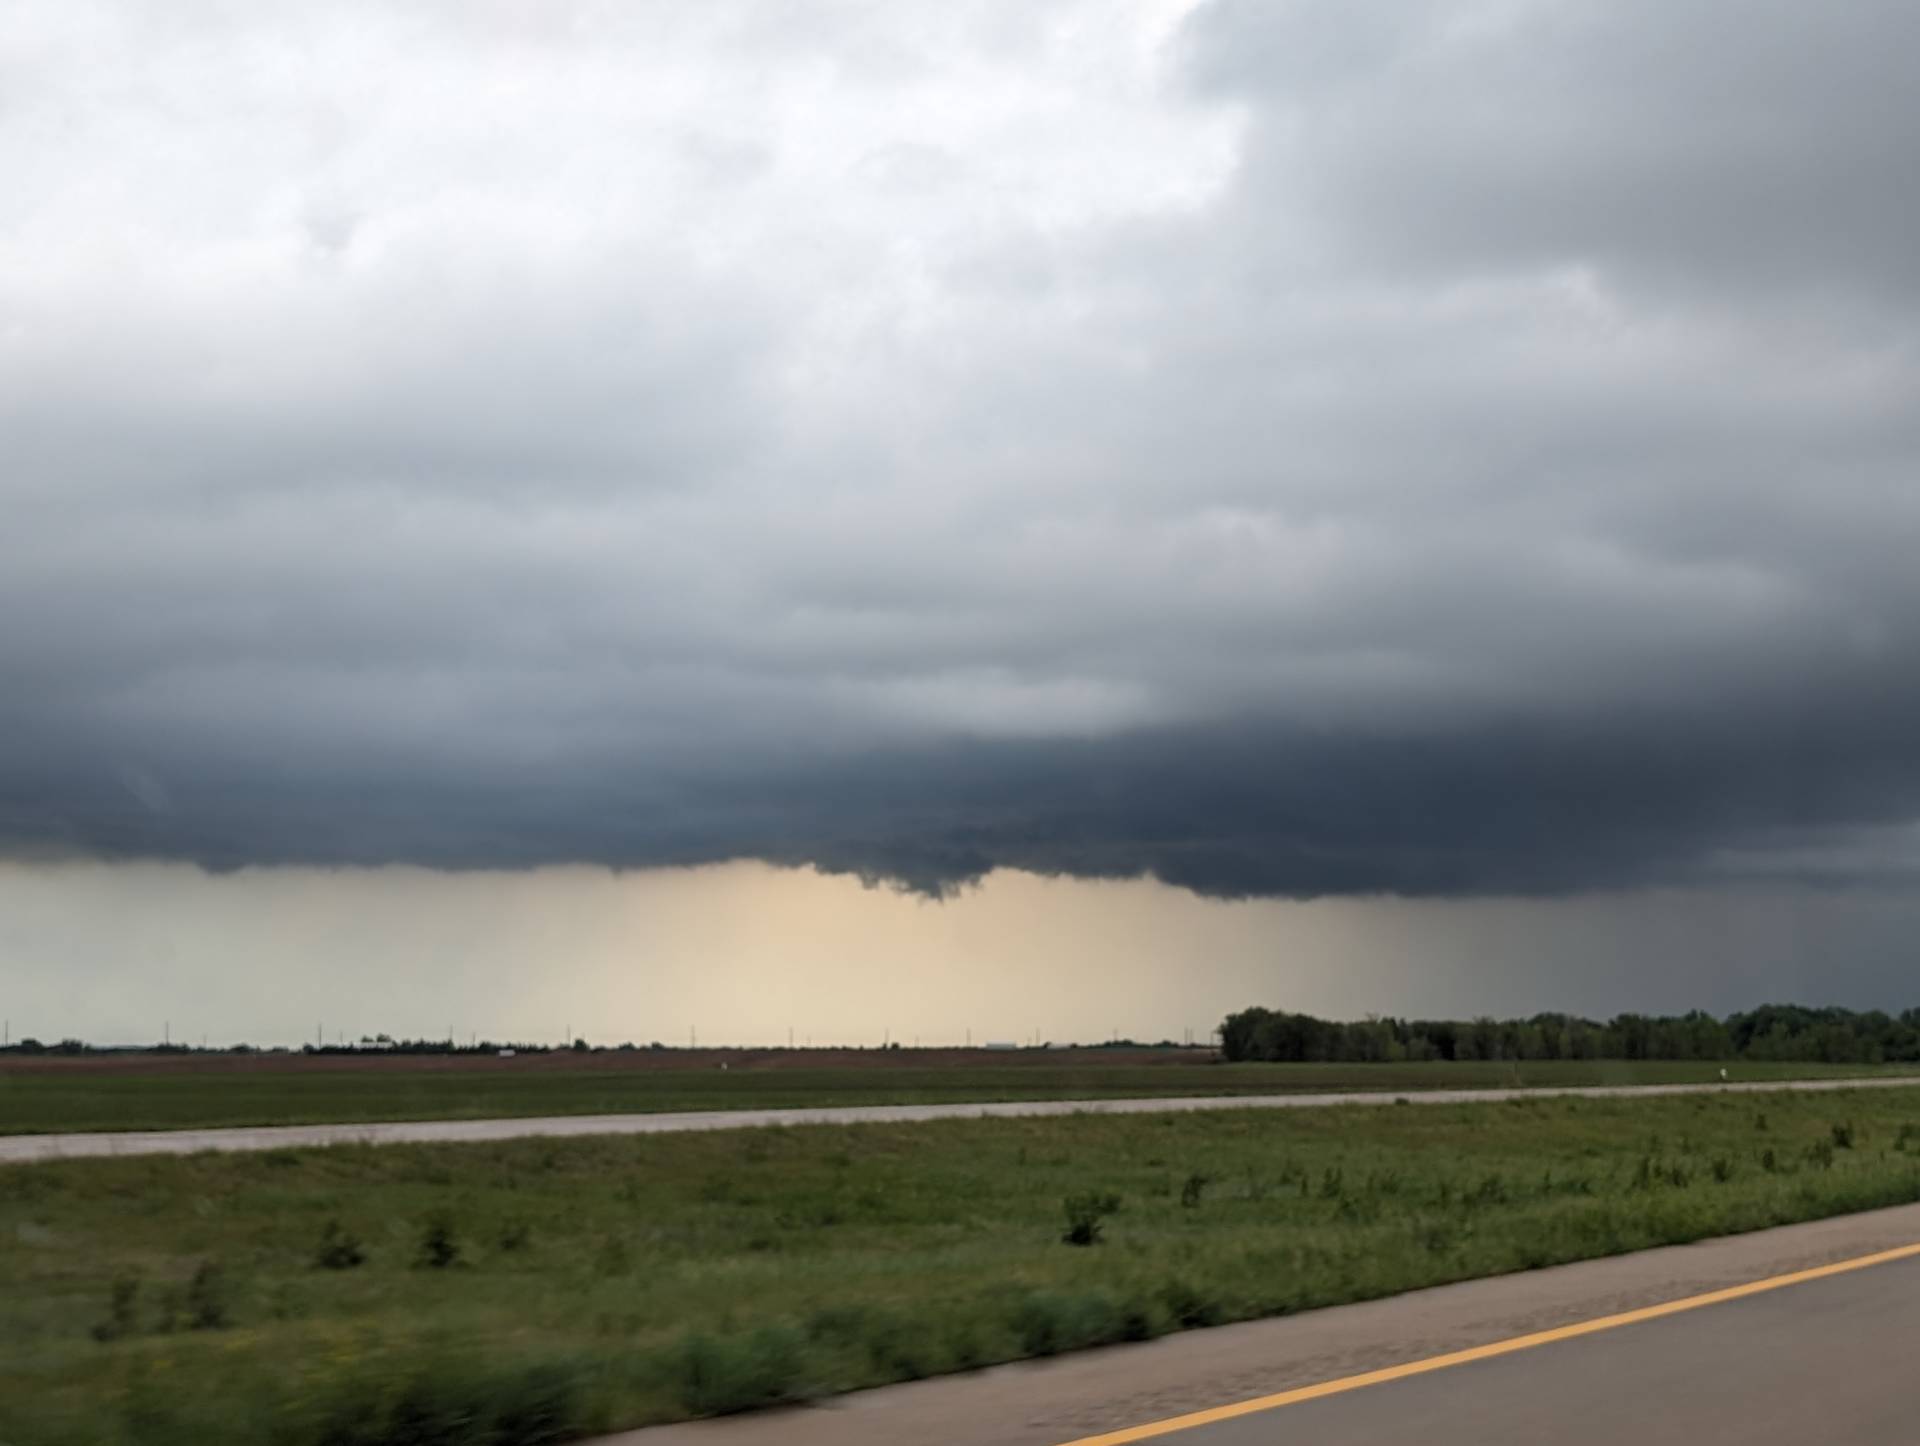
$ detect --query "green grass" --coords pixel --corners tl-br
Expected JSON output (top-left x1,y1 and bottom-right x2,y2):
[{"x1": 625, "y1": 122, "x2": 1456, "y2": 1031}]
[
  {"x1": 9, "y1": 1087, "x2": 1920, "y2": 1443},
  {"x1": 5, "y1": 1057, "x2": 1916, "y2": 1134}
]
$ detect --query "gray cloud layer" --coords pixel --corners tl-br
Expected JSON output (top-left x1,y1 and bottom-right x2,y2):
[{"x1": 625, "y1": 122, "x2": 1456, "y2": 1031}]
[{"x1": 5, "y1": 0, "x2": 1919, "y2": 897}]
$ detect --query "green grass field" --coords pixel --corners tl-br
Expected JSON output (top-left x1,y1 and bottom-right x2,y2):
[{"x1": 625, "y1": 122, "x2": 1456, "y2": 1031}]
[
  {"x1": 5, "y1": 1056, "x2": 1917, "y2": 1135},
  {"x1": 9, "y1": 1086, "x2": 1920, "y2": 1444}
]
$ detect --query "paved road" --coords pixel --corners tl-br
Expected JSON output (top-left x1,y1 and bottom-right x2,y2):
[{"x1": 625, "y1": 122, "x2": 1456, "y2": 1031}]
[
  {"x1": 612, "y1": 1200, "x2": 1920, "y2": 1446},
  {"x1": 6, "y1": 1074, "x2": 1920, "y2": 1163},
  {"x1": 1149, "y1": 1251, "x2": 1920, "y2": 1446}
]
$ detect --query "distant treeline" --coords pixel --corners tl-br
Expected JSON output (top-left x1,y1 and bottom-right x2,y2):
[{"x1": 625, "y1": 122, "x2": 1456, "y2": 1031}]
[
  {"x1": 0, "y1": 1037, "x2": 567, "y2": 1057},
  {"x1": 1220, "y1": 1004, "x2": 1920, "y2": 1065},
  {"x1": 1, "y1": 1034, "x2": 1198, "y2": 1056}
]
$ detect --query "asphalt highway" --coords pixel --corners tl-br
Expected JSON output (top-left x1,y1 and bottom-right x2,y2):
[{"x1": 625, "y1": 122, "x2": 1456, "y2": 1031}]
[{"x1": 1110, "y1": 1250, "x2": 1920, "y2": 1446}]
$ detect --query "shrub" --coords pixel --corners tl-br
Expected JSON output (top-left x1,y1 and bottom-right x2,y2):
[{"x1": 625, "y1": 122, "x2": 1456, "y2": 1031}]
[
  {"x1": 314, "y1": 1219, "x2": 367, "y2": 1270},
  {"x1": 90, "y1": 1274, "x2": 141, "y2": 1343},
  {"x1": 674, "y1": 1327, "x2": 806, "y2": 1415},
  {"x1": 1159, "y1": 1279, "x2": 1224, "y2": 1328},
  {"x1": 1117, "y1": 1296, "x2": 1158, "y2": 1341},
  {"x1": 382, "y1": 1371, "x2": 482, "y2": 1443},
  {"x1": 417, "y1": 1212, "x2": 461, "y2": 1269},
  {"x1": 1806, "y1": 1140, "x2": 1835, "y2": 1170},
  {"x1": 1831, "y1": 1122, "x2": 1855, "y2": 1150},
  {"x1": 187, "y1": 1261, "x2": 229, "y2": 1331},
  {"x1": 804, "y1": 1302, "x2": 884, "y2": 1348},
  {"x1": 490, "y1": 1362, "x2": 587, "y2": 1444},
  {"x1": 308, "y1": 1359, "x2": 585, "y2": 1446},
  {"x1": 1061, "y1": 1191, "x2": 1121, "y2": 1246},
  {"x1": 943, "y1": 1321, "x2": 988, "y2": 1370},
  {"x1": 1467, "y1": 1174, "x2": 1506, "y2": 1206},
  {"x1": 1180, "y1": 1173, "x2": 1211, "y2": 1208},
  {"x1": 868, "y1": 1324, "x2": 936, "y2": 1382},
  {"x1": 1011, "y1": 1291, "x2": 1124, "y2": 1355}
]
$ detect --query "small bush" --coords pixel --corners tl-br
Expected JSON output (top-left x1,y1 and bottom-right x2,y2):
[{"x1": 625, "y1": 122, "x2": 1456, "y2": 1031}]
[
  {"x1": 1806, "y1": 1140, "x2": 1835, "y2": 1171},
  {"x1": 1710, "y1": 1156, "x2": 1733, "y2": 1183},
  {"x1": 1831, "y1": 1122, "x2": 1855, "y2": 1150},
  {"x1": 1180, "y1": 1173, "x2": 1211, "y2": 1208},
  {"x1": 1160, "y1": 1279, "x2": 1224, "y2": 1328},
  {"x1": 309, "y1": 1359, "x2": 585, "y2": 1446},
  {"x1": 868, "y1": 1324, "x2": 937, "y2": 1381},
  {"x1": 187, "y1": 1261, "x2": 229, "y2": 1331},
  {"x1": 90, "y1": 1274, "x2": 141, "y2": 1343},
  {"x1": 1061, "y1": 1191, "x2": 1121, "y2": 1246},
  {"x1": 1117, "y1": 1297, "x2": 1158, "y2": 1341},
  {"x1": 674, "y1": 1327, "x2": 806, "y2": 1415},
  {"x1": 383, "y1": 1371, "x2": 483, "y2": 1443},
  {"x1": 494, "y1": 1362, "x2": 585, "y2": 1444},
  {"x1": 804, "y1": 1302, "x2": 880, "y2": 1347},
  {"x1": 314, "y1": 1219, "x2": 367, "y2": 1270},
  {"x1": 1467, "y1": 1174, "x2": 1506, "y2": 1206},
  {"x1": 1011, "y1": 1291, "x2": 1125, "y2": 1355},
  {"x1": 416, "y1": 1212, "x2": 461, "y2": 1269},
  {"x1": 1760, "y1": 1147, "x2": 1779, "y2": 1173},
  {"x1": 944, "y1": 1322, "x2": 988, "y2": 1371},
  {"x1": 495, "y1": 1218, "x2": 533, "y2": 1253}
]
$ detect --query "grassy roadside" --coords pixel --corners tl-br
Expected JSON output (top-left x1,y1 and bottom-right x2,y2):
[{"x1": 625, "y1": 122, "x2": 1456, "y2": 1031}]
[
  {"x1": 8, "y1": 1087, "x2": 1920, "y2": 1444},
  {"x1": 5, "y1": 1057, "x2": 1916, "y2": 1135}
]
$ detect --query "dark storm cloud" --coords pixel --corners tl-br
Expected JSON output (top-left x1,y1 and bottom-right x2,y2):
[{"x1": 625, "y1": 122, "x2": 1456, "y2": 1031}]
[{"x1": 4, "y1": 0, "x2": 1920, "y2": 898}]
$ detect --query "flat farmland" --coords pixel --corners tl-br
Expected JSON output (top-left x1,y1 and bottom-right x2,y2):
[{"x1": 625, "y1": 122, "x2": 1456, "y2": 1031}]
[
  {"x1": 9, "y1": 1087, "x2": 1920, "y2": 1445},
  {"x1": 5, "y1": 1049, "x2": 1918, "y2": 1134}
]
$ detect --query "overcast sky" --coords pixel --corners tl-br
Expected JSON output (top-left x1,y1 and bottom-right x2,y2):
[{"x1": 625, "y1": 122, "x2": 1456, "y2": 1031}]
[{"x1": 5, "y1": 2, "x2": 1919, "y2": 1037}]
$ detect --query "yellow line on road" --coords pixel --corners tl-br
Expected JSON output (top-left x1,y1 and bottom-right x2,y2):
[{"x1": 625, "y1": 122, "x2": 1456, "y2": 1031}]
[{"x1": 1056, "y1": 1241, "x2": 1920, "y2": 1445}]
